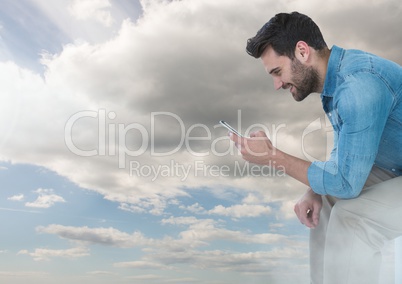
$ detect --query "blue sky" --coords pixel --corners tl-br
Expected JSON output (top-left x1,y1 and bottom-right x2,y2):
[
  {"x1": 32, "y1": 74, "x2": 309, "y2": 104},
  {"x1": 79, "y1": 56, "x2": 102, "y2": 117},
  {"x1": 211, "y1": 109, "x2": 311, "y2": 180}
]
[{"x1": 0, "y1": 0, "x2": 400, "y2": 283}]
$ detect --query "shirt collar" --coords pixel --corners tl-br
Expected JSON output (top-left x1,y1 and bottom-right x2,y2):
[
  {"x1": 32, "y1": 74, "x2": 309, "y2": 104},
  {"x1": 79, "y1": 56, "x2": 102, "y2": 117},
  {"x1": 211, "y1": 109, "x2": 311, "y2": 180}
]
[{"x1": 321, "y1": 45, "x2": 345, "y2": 98}]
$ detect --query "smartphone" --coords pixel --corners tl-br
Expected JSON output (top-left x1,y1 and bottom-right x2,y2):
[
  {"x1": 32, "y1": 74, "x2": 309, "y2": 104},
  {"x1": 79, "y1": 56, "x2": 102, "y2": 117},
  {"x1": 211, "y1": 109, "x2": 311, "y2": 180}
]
[{"x1": 219, "y1": 120, "x2": 243, "y2": 137}]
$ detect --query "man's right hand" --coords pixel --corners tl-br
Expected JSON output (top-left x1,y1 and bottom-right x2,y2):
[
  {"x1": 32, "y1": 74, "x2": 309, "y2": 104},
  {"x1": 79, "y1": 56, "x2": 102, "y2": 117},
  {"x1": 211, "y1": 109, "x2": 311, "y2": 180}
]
[{"x1": 294, "y1": 188, "x2": 322, "y2": 229}]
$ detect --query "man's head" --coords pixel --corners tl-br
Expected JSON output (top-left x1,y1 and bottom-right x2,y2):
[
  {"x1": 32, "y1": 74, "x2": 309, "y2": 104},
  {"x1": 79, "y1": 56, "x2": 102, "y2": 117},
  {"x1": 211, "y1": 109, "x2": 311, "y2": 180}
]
[
  {"x1": 246, "y1": 12, "x2": 327, "y2": 59},
  {"x1": 246, "y1": 12, "x2": 329, "y2": 101}
]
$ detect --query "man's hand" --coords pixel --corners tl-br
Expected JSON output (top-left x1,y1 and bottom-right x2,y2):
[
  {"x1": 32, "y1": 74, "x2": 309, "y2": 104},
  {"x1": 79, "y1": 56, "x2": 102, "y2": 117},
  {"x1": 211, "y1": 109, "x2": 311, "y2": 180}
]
[
  {"x1": 229, "y1": 131, "x2": 275, "y2": 165},
  {"x1": 294, "y1": 188, "x2": 322, "y2": 229},
  {"x1": 229, "y1": 130, "x2": 312, "y2": 187}
]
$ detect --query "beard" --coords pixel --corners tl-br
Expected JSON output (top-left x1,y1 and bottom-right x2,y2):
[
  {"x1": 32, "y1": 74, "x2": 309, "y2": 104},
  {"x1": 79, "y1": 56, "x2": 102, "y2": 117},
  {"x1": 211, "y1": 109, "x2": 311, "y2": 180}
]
[{"x1": 289, "y1": 58, "x2": 320, "y2": 102}]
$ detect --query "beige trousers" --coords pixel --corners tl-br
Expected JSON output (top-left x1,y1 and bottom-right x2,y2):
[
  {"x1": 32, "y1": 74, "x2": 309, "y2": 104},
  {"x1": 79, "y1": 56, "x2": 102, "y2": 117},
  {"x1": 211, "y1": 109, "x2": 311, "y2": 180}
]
[{"x1": 310, "y1": 166, "x2": 402, "y2": 284}]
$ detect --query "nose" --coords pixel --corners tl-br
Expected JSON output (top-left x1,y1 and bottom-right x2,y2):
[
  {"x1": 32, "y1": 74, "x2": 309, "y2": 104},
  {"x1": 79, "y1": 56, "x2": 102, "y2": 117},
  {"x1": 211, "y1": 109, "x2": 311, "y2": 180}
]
[{"x1": 273, "y1": 77, "x2": 283, "y2": 90}]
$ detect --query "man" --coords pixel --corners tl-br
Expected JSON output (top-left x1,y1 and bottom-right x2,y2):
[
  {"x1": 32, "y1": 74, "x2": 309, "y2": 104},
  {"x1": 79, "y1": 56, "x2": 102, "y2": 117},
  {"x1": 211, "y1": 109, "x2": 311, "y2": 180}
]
[{"x1": 230, "y1": 11, "x2": 402, "y2": 284}]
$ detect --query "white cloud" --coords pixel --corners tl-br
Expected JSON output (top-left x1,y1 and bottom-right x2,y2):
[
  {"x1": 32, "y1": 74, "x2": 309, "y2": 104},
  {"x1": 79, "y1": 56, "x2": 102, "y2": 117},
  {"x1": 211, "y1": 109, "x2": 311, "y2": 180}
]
[
  {"x1": 269, "y1": 223, "x2": 286, "y2": 232},
  {"x1": 25, "y1": 188, "x2": 66, "y2": 208},
  {"x1": 31, "y1": 219, "x2": 309, "y2": 277},
  {"x1": 161, "y1": 216, "x2": 287, "y2": 246},
  {"x1": 242, "y1": 193, "x2": 264, "y2": 204},
  {"x1": 180, "y1": 202, "x2": 273, "y2": 219},
  {"x1": 179, "y1": 202, "x2": 206, "y2": 214},
  {"x1": 118, "y1": 203, "x2": 146, "y2": 214},
  {"x1": 0, "y1": 271, "x2": 49, "y2": 277},
  {"x1": 0, "y1": 207, "x2": 41, "y2": 214},
  {"x1": 37, "y1": 220, "x2": 285, "y2": 250},
  {"x1": 161, "y1": 216, "x2": 201, "y2": 226},
  {"x1": 279, "y1": 200, "x2": 299, "y2": 220},
  {"x1": 208, "y1": 204, "x2": 272, "y2": 218},
  {"x1": 18, "y1": 247, "x2": 89, "y2": 261},
  {"x1": 68, "y1": 0, "x2": 113, "y2": 27},
  {"x1": 25, "y1": 195, "x2": 65, "y2": 208},
  {"x1": 114, "y1": 260, "x2": 172, "y2": 270},
  {"x1": 36, "y1": 224, "x2": 149, "y2": 248},
  {"x1": 136, "y1": 247, "x2": 308, "y2": 276},
  {"x1": 86, "y1": 270, "x2": 116, "y2": 276},
  {"x1": 7, "y1": 194, "x2": 24, "y2": 201},
  {"x1": 123, "y1": 274, "x2": 164, "y2": 281}
]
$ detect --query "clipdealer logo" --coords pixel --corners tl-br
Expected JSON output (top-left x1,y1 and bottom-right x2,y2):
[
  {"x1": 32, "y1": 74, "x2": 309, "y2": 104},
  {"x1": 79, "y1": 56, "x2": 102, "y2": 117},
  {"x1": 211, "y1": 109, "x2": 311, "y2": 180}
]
[
  {"x1": 129, "y1": 159, "x2": 285, "y2": 181},
  {"x1": 64, "y1": 109, "x2": 333, "y2": 176}
]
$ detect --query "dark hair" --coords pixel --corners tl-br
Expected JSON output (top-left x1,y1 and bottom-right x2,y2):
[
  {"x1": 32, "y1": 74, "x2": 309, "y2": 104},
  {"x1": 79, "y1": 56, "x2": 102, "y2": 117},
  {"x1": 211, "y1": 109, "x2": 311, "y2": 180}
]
[{"x1": 246, "y1": 12, "x2": 327, "y2": 59}]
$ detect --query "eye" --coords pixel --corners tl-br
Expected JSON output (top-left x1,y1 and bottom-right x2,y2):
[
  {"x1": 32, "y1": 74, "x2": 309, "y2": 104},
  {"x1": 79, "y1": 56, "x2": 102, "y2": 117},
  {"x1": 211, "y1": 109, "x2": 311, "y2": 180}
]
[
  {"x1": 273, "y1": 70, "x2": 281, "y2": 76},
  {"x1": 268, "y1": 67, "x2": 281, "y2": 76}
]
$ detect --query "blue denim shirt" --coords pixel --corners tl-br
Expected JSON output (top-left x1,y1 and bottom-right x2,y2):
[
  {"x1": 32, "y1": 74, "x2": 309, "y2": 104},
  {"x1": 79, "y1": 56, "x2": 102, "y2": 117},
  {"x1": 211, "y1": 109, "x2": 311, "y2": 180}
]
[{"x1": 308, "y1": 46, "x2": 402, "y2": 198}]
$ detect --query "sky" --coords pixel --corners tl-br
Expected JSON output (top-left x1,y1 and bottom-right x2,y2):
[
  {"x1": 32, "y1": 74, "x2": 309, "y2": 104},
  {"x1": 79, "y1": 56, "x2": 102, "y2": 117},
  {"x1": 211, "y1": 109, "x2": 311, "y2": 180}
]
[{"x1": 0, "y1": 0, "x2": 401, "y2": 283}]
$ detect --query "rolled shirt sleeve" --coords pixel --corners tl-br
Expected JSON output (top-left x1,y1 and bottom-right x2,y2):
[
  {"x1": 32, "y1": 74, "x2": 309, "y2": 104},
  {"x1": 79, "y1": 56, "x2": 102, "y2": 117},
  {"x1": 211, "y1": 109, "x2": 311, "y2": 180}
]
[{"x1": 308, "y1": 72, "x2": 393, "y2": 199}]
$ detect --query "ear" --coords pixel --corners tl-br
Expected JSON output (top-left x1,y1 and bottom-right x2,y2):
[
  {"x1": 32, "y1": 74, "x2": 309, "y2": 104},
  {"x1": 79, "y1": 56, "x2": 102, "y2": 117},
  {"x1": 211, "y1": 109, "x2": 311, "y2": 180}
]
[{"x1": 294, "y1": 41, "x2": 310, "y2": 63}]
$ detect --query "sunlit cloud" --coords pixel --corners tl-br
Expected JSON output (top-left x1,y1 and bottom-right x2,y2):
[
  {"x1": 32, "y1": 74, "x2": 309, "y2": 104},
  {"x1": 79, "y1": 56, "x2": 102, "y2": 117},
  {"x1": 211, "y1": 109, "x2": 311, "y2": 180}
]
[
  {"x1": 18, "y1": 247, "x2": 90, "y2": 261},
  {"x1": 25, "y1": 188, "x2": 66, "y2": 208},
  {"x1": 68, "y1": 0, "x2": 113, "y2": 27},
  {"x1": 7, "y1": 194, "x2": 24, "y2": 201}
]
